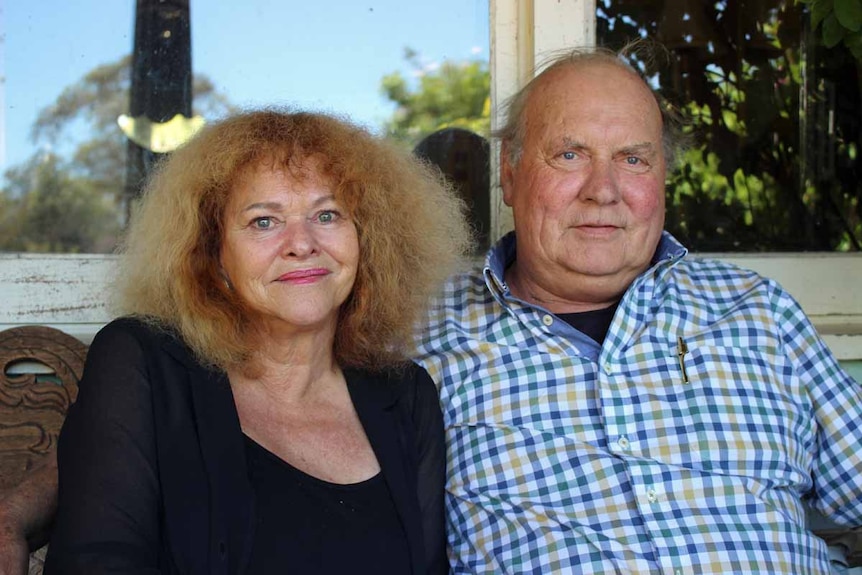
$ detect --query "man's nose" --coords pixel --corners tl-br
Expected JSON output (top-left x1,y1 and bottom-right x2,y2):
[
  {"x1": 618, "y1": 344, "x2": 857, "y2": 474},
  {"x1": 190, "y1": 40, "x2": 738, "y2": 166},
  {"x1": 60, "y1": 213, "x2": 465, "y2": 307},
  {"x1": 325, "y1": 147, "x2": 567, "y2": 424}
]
[{"x1": 580, "y1": 158, "x2": 621, "y2": 204}]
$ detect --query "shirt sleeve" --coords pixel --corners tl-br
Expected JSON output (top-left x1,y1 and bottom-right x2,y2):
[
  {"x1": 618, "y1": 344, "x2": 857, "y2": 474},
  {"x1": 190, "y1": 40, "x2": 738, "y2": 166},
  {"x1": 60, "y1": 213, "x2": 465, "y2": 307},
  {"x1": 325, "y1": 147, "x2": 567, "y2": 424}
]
[
  {"x1": 773, "y1": 284, "x2": 862, "y2": 527},
  {"x1": 44, "y1": 320, "x2": 164, "y2": 574}
]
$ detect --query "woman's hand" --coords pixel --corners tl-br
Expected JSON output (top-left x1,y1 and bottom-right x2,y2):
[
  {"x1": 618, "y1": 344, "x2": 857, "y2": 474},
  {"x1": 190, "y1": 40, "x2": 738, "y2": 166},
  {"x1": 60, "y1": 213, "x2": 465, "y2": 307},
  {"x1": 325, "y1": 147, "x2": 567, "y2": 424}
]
[
  {"x1": 0, "y1": 453, "x2": 59, "y2": 575},
  {"x1": 0, "y1": 509, "x2": 30, "y2": 575}
]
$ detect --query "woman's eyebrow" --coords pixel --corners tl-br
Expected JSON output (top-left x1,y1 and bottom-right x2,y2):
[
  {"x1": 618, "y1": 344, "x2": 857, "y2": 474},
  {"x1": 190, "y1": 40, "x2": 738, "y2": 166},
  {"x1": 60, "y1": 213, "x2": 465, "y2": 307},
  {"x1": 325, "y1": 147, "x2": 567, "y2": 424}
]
[{"x1": 240, "y1": 194, "x2": 337, "y2": 213}]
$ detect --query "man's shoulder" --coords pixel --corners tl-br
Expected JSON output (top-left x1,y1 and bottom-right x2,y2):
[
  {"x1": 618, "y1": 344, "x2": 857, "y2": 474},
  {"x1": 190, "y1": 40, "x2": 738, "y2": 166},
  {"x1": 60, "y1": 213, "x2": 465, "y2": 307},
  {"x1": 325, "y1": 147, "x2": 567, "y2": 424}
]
[
  {"x1": 415, "y1": 263, "x2": 495, "y2": 357},
  {"x1": 429, "y1": 263, "x2": 491, "y2": 313},
  {"x1": 673, "y1": 255, "x2": 774, "y2": 288},
  {"x1": 662, "y1": 255, "x2": 790, "y2": 310}
]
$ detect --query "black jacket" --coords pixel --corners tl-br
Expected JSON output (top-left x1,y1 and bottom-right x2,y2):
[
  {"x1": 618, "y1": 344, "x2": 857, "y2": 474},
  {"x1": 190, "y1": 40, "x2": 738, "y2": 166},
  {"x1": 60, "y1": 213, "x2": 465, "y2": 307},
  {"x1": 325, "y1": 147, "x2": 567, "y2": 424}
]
[{"x1": 45, "y1": 317, "x2": 446, "y2": 574}]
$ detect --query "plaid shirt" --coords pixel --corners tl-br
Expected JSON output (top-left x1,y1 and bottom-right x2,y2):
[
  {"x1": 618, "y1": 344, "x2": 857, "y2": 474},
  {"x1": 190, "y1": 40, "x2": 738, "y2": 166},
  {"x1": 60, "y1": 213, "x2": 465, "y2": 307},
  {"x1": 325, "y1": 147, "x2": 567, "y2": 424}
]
[{"x1": 414, "y1": 232, "x2": 862, "y2": 574}]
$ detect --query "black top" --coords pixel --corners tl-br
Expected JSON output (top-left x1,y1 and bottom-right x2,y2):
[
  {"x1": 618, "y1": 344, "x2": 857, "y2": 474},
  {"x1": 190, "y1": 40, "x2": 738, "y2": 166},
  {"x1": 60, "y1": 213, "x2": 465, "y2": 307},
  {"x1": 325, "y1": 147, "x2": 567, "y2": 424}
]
[
  {"x1": 243, "y1": 435, "x2": 411, "y2": 573},
  {"x1": 557, "y1": 302, "x2": 620, "y2": 344},
  {"x1": 44, "y1": 317, "x2": 446, "y2": 575}
]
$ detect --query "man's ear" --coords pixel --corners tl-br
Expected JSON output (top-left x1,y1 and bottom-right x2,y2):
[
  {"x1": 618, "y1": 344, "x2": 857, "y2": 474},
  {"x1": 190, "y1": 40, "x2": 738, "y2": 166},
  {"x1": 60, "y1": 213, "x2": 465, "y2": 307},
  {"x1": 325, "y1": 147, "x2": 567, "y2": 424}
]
[{"x1": 500, "y1": 143, "x2": 515, "y2": 207}]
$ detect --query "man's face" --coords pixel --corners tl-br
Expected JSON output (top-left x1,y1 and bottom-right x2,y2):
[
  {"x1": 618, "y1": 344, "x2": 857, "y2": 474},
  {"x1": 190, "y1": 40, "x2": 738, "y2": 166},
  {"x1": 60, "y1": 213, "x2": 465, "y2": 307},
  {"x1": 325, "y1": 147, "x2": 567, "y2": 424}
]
[{"x1": 501, "y1": 61, "x2": 667, "y2": 312}]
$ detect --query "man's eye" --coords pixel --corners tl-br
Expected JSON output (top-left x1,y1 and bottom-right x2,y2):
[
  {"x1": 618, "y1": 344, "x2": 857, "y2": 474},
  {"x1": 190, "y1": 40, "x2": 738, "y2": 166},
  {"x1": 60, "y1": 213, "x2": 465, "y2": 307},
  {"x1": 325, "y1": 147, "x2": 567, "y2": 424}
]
[
  {"x1": 626, "y1": 156, "x2": 642, "y2": 165},
  {"x1": 561, "y1": 151, "x2": 577, "y2": 160}
]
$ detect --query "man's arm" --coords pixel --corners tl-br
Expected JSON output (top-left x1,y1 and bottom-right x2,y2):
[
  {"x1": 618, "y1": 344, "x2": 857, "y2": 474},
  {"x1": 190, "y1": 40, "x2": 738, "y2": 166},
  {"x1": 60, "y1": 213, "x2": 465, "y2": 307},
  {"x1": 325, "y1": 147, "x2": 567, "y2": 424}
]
[{"x1": 0, "y1": 451, "x2": 59, "y2": 575}]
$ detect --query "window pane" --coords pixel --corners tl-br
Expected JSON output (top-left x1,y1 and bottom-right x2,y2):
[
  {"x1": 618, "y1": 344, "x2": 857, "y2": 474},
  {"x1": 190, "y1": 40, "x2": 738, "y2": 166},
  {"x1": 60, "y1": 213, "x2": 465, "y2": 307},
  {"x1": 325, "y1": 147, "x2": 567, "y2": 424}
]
[
  {"x1": 598, "y1": 0, "x2": 861, "y2": 252},
  {"x1": 2, "y1": 1, "x2": 489, "y2": 254}
]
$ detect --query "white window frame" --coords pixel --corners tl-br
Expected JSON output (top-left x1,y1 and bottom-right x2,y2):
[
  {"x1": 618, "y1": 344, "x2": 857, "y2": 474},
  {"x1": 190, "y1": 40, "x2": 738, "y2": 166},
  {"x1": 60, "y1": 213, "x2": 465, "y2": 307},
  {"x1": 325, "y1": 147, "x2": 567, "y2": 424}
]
[{"x1": 1, "y1": 0, "x2": 860, "y2": 360}]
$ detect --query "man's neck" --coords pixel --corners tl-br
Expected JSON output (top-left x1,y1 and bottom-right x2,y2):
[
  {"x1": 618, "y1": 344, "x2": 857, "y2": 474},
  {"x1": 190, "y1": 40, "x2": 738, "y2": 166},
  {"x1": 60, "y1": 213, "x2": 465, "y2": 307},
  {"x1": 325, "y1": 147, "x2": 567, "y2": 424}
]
[{"x1": 504, "y1": 261, "x2": 624, "y2": 314}]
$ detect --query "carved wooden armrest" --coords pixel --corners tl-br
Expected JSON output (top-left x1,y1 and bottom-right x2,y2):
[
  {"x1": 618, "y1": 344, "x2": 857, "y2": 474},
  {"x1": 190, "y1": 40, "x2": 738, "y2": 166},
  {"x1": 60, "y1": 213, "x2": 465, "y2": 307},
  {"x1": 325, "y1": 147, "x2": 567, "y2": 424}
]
[{"x1": 0, "y1": 326, "x2": 88, "y2": 574}]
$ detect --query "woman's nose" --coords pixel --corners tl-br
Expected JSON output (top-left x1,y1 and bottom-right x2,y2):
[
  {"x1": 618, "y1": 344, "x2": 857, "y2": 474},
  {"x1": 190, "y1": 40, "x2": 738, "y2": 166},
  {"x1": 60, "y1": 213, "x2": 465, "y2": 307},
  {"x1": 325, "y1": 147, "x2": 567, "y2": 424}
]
[{"x1": 280, "y1": 219, "x2": 318, "y2": 257}]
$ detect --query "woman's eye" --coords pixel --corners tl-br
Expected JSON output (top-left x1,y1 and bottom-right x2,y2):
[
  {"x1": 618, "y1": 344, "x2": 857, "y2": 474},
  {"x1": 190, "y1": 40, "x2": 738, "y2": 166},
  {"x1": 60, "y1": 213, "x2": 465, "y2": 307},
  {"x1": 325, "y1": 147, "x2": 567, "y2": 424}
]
[
  {"x1": 252, "y1": 217, "x2": 274, "y2": 229},
  {"x1": 316, "y1": 210, "x2": 338, "y2": 224}
]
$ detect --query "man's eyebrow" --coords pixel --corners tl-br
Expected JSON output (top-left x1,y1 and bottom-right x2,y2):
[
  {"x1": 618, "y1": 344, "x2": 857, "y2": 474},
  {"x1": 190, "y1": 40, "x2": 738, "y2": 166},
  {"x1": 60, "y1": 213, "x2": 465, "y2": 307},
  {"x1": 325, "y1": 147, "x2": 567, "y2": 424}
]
[
  {"x1": 560, "y1": 137, "x2": 586, "y2": 148},
  {"x1": 618, "y1": 142, "x2": 657, "y2": 155}
]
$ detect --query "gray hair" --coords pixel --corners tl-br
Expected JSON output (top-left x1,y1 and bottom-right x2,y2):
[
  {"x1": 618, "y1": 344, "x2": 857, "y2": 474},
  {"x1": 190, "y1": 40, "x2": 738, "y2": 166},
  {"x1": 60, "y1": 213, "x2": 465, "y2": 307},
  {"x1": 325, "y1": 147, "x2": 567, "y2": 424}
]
[{"x1": 493, "y1": 42, "x2": 688, "y2": 169}]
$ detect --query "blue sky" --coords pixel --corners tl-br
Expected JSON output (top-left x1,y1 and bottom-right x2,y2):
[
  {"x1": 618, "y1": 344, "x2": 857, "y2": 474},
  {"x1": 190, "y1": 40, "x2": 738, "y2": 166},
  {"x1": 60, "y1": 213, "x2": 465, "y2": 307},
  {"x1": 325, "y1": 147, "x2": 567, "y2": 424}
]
[{"x1": 1, "y1": 0, "x2": 489, "y2": 174}]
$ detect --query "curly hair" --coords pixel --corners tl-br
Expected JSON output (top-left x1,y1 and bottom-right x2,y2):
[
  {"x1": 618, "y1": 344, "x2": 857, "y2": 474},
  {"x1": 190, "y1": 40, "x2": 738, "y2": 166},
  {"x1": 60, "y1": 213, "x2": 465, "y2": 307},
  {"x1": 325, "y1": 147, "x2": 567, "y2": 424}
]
[
  {"x1": 494, "y1": 41, "x2": 688, "y2": 169},
  {"x1": 116, "y1": 109, "x2": 473, "y2": 370}
]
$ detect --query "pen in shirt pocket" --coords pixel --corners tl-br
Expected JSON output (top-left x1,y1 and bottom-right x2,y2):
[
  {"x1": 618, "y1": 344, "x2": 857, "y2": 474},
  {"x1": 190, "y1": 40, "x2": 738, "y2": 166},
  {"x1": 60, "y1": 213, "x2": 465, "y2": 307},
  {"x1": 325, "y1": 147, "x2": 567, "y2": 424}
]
[{"x1": 677, "y1": 336, "x2": 690, "y2": 384}]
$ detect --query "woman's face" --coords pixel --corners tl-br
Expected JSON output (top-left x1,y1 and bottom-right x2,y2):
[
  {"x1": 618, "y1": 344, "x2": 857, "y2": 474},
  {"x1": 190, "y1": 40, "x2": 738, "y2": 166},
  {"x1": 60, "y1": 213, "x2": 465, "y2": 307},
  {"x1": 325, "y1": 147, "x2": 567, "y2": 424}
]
[{"x1": 219, "y1": 160, "x2": 359, "y2": 336}]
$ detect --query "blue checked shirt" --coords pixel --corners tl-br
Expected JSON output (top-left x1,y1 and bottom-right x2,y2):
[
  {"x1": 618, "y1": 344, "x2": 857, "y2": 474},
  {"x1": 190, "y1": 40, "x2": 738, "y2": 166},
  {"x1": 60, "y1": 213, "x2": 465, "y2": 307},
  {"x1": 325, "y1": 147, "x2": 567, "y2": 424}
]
[{"x1": 414, "y1": 232, "x2": 862, "y2": 574}]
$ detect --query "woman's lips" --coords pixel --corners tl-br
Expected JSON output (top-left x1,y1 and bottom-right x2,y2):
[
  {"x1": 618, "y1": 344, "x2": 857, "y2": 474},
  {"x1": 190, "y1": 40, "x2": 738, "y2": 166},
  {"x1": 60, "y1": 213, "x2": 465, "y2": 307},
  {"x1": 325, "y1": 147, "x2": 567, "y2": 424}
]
[{"x1": 276, "y1": 268, "x2": 330, "y2": 284}]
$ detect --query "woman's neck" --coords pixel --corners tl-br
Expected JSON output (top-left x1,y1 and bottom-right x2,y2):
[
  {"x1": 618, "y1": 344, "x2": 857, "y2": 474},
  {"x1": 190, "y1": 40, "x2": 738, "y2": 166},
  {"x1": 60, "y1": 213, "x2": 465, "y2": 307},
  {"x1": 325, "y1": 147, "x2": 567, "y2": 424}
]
[{"x1": 231, "y1": 320, "x2": 341, "y2": 404}]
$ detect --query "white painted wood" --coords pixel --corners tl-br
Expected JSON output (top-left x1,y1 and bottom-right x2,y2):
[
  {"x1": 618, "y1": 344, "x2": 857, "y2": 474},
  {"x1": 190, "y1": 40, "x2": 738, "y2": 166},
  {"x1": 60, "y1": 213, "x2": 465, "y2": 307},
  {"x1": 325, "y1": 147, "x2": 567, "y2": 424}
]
[
  {"x1": 489, "y1": 0, "x2": 528, "y2": 239},
  {"x1": 0, "y1": 253, "x2": 116, "y2": 343},
  {"x1": 0, "y1": 253, "x2": 859, "y2": 360},
  {"x1": 533, "y1": 0, "x2": 596, "y2": 69}
]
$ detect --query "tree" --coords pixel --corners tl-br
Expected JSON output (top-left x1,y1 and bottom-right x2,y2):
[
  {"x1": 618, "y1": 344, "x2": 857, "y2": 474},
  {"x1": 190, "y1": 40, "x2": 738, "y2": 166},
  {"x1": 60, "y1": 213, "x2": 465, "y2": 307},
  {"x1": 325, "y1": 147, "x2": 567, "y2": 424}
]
[
  {"x1": 381, "y1": 49, "x2": 490, "y2": 147},
  {"x1": 1, "y1": 155, "x2": 120, "y2": 253},
  {"x1": 1, "y1": 55, "x2": 234, "y2": 253}
]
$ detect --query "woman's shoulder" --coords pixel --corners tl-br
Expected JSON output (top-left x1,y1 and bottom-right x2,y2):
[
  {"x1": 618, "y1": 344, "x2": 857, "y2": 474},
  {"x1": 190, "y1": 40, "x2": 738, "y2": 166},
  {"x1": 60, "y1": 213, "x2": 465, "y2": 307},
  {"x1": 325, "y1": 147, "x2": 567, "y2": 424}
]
[
  {"x1": 96, "y1": 315, "x2": 170, "y2": 339},
  {"x1": 90, "y1": 316, "x2": 190, "y2": 363}
]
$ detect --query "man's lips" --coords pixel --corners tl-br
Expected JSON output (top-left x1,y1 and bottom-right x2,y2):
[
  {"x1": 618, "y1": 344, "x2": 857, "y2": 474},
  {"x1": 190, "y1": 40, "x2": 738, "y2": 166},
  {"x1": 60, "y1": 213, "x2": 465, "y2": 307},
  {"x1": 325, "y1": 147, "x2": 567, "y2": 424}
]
[
  {"x1": 276, "y1": 268, "x2": 330, "y2": 283},
  {"x1": 573, "y1": 223, "x2": 622, "y2": 234}
]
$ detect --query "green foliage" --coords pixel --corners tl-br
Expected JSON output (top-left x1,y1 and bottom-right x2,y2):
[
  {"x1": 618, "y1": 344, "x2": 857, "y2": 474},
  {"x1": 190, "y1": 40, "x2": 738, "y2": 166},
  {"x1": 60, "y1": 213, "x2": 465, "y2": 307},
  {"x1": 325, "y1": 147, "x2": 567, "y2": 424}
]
[
  {"x1": 0, "y1": 155, "x2": 120, "y2": 252},
  {"x1": 798, "y1": 0, "x2": 862, "y2": 57},
  {"x1": 381, "y1": 49, "x2": 490, "y2": 146},
  {"x1": 598, "y1": 1, "x2": 861, "y2": 251}
]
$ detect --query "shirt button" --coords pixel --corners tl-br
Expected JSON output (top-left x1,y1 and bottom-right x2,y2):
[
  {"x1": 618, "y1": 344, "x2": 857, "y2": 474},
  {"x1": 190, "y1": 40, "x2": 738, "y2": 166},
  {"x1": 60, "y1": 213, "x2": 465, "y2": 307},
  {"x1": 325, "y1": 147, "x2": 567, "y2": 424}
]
[
  {"x1": 674, "y1": 570, "x2": 683, "y2": 575},
  {"x1": 646, "y1": 488, "x2": 658, "y2": 503},
  {"x1": 603, "y1": 363, "x2": 613, "y2": 375},
  {"x1": 542, "y1": 314, "x2": 553, "y2": 326},
  {"x1": 617, "y1": 436, "x2": 630, "y2": 450}
]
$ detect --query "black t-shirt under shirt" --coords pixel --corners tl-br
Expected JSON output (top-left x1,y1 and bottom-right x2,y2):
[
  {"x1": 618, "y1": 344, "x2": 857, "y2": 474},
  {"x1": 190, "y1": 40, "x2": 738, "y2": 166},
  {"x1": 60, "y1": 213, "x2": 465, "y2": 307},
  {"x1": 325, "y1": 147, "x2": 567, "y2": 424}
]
[
  {"x1": 557, "y1": 302, "x2": 620, "y2": 344},
  {"x1": 243, "y1": 434, "x2": 411, "y2": 574}
]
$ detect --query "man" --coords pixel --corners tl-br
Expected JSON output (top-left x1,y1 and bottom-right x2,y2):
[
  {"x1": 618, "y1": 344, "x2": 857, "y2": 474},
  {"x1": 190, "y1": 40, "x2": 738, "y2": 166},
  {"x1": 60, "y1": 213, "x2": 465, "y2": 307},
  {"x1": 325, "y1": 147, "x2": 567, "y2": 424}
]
[
  {"x1": 3, "y1": 46, "x2": 862, "y2": 574},
  {"x1": 413, "y1": 47, "x2": 862, "y2": 573}
]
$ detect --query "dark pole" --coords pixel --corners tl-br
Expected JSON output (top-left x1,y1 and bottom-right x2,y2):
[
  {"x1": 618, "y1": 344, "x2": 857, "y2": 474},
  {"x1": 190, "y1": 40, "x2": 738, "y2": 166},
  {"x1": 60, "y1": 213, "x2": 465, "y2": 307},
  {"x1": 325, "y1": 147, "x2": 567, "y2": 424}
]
[{"x1": 124, "y1": 0, "x2": 192, "y2": 218}]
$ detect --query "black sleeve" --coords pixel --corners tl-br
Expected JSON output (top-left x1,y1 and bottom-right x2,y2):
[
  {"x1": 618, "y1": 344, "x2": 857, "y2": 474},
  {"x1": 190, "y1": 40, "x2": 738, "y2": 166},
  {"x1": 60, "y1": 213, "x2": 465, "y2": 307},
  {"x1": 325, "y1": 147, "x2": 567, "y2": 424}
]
[
  {"x1": 44, "y1": 320, "x2": 164, "y2": 574},
  {"x1": 410, "y1": 366, "x2": 448, "y2": 575}
]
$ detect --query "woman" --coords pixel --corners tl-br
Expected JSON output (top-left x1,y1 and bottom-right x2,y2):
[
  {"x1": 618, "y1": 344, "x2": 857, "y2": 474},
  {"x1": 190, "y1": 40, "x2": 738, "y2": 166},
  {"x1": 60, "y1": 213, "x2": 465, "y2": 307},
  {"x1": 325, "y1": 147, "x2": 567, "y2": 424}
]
[{"x1": 43, "y1": 110, "x2": 472, "y2": 574}]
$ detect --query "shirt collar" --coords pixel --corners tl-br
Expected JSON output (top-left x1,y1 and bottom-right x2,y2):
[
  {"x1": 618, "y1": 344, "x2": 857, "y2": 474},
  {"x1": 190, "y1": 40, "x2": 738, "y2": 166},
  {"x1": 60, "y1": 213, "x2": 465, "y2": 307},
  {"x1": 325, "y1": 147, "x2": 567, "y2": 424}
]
[
  {"x1": 482, "y1": 230, "x2": 688, "y2": 299},
  {"x1": 483, "y1": 231, "x2": 516, "y2": 299}
]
